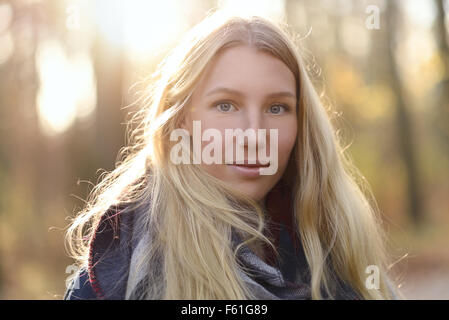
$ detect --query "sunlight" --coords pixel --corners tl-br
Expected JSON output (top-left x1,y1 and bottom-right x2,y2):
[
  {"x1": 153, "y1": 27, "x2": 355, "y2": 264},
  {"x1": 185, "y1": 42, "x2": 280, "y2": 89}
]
[
  {"x1": 0, "y1": 3, "x2": 14, "y2": 65},
  {"x1": 35, "y1": 40, "x2": 96, "y2": 136},
  {"x1": 94, "y1": 0, "x2": 189, "y2": 61},
  {"x1": 124, "y1": 0, "x2": 189, "y2": 60},
  {"x1": 218, "y1": 0, "x2": 286, "y2": 22},
  {"x1": 401, "y1": 0, "x2": 437, "y2": 29}
]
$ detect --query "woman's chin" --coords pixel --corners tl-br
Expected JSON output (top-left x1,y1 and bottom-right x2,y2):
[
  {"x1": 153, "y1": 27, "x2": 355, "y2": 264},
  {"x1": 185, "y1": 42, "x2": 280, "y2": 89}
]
[{"x1": 224, "y1": 181, "x2": 269, "y2": 203}]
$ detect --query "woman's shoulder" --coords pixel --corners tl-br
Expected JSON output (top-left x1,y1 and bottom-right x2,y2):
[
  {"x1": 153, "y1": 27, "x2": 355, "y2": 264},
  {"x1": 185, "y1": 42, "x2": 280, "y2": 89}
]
[
  {"x1": 64, "y1": 267, "x2": 97, "y2": 300},
  {"x1": 64, "y1": 202, "x2": 142, "y2": 300}
]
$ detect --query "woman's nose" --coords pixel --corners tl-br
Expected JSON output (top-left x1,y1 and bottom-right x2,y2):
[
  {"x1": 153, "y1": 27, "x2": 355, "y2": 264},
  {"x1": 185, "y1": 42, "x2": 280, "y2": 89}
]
[{"x1": 237, "y1": 106, "x2": 268, "y2": 150}]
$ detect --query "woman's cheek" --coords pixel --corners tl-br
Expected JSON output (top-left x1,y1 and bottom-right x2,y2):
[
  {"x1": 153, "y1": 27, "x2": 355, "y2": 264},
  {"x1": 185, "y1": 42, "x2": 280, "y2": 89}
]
[{"x1": 278, "y1": 131, "x2": 297, "y2": 163}]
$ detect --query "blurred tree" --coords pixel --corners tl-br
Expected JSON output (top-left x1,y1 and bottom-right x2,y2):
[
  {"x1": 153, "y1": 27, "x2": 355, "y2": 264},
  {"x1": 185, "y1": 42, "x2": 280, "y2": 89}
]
[
  {"x1": 386, "y1": 0, "x2": 424, "y2": 227},
  {"x1": 433, "y1": 0, "x2": 449, "y2": 153},
  {"x1": 91, "y1": 12, "x2": 126, "y2": 172}
]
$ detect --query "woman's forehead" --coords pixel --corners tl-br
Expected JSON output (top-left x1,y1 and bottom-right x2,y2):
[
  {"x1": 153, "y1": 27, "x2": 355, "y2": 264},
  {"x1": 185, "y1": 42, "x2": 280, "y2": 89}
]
[{"x1": 193, "y1": 45, "x2": 296, "y2": 99}]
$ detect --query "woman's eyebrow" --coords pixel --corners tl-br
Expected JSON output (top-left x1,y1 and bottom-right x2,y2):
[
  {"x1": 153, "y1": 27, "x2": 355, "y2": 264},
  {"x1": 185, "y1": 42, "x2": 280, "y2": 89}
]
[{"x1": 205, "y1": 86, "x2": 296, "y2": 99}]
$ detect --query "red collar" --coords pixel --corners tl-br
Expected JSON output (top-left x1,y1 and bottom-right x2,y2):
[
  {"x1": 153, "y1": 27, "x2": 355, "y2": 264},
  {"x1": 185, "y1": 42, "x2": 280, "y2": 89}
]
[{"x1": 262, "y1": 181, "x2": 299, "y2": 266}]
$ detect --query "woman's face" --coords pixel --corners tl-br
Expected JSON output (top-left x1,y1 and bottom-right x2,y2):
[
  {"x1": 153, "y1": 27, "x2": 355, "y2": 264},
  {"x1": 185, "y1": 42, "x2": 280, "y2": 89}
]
[{"x1": 182, "y1": 45, "x2": 298, "y2": 203}]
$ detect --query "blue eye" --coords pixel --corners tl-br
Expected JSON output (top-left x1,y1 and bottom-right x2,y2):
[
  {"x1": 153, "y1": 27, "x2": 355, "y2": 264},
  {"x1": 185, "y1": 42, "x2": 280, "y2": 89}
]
[
  {"x1": 268, "y1": 104, "x2": 288, "y2": 114},
  {"x1": 216, "y1": 102, "x2": 235, "y2": 112}
]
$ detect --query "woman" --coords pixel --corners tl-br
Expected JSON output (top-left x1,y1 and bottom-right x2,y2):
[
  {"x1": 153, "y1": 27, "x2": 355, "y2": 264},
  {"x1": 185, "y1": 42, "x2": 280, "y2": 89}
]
[{"x1": 64, "y1": 10, "x2": 398, "y2": 300}]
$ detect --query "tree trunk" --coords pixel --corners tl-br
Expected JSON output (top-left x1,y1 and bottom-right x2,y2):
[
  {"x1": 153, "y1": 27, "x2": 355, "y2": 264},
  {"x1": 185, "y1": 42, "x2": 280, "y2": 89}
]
[{"x1": 386, "y1": 1, "x2": 424, "y2": 227}]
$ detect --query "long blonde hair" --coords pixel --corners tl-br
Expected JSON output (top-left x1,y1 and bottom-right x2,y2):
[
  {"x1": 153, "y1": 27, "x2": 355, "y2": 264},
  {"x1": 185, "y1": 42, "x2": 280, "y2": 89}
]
[{"x1": 65, "y1": 10, "x2": 397, "y2": 299}]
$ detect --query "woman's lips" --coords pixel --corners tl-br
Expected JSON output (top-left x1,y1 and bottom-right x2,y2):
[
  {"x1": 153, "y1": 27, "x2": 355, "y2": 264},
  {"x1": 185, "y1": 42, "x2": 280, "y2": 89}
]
[{"x1": 227, "y1": 162, "x2": 270, "y2": 178}]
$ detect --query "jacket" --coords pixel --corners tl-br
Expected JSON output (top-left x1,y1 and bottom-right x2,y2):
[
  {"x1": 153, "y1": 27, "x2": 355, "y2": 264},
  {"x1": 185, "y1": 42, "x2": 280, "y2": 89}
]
[{"x1": 64, "y1": 188, "x2": 362, "y2": 300}]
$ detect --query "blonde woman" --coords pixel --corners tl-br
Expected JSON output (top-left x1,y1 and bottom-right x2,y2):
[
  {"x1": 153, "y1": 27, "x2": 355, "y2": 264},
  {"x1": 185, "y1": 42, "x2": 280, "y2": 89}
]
[{"x1": 64, "y1": 10, "x2": 398, "y2": 300}]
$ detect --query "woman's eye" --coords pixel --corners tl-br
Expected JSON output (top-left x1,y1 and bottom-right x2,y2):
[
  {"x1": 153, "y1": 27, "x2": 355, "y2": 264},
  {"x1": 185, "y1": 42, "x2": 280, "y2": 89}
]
[
  {"x1": 216, "y1": 102, "x2": 235, "y2": 112},
  {"x1": 268, "y1": 104, "x2": 288, "y2": 114}
]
